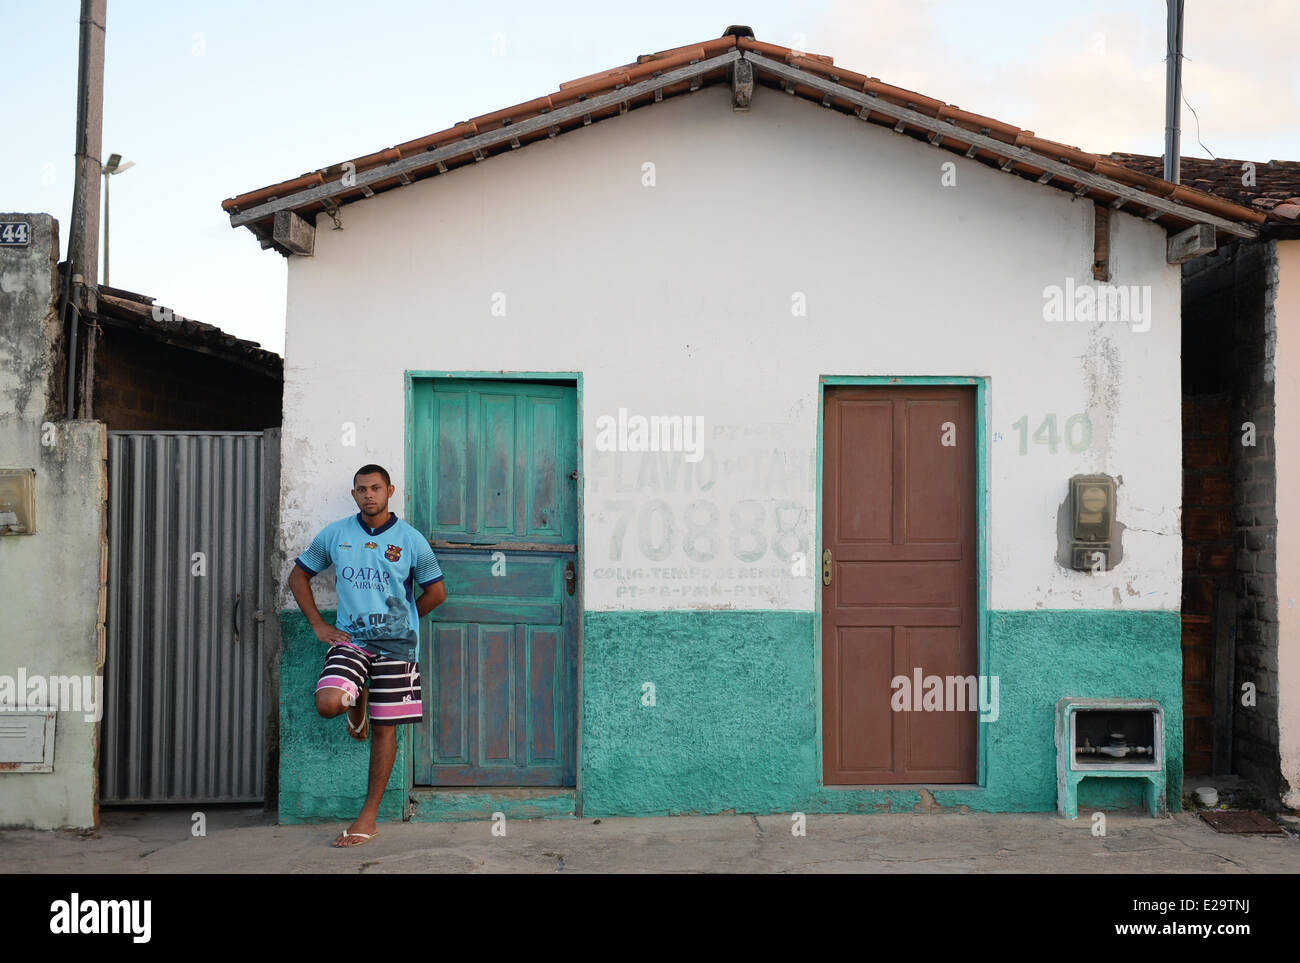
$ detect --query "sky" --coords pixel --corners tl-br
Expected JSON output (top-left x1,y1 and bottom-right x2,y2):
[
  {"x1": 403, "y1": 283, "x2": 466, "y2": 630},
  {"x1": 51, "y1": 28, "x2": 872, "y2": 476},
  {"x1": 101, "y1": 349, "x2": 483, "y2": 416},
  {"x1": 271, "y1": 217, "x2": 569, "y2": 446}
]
[{"x1": 5, "y1": 0, "x2": 1298, "y2": 357}]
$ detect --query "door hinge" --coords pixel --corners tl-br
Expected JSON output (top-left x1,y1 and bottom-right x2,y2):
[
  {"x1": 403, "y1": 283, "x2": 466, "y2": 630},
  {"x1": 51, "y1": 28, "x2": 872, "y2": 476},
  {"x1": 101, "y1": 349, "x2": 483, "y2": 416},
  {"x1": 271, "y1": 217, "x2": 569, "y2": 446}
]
[{"x1": 822, "y1": 549, "x2": 833, "y2": 586}]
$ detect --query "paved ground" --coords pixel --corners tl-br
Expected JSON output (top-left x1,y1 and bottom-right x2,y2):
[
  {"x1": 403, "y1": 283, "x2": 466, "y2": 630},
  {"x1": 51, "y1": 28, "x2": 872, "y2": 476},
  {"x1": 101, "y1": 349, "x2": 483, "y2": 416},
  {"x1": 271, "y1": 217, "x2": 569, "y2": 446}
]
[{"x1": 4, "y1": 805, "x2": 1300, "y2": 873}]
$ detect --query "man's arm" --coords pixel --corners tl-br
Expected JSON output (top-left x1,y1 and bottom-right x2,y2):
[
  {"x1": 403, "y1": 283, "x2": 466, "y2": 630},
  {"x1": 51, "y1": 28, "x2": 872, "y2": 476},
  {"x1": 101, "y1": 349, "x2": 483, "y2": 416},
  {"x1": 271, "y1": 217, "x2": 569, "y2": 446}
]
[
  {"x1": 415, "y1": 579, "x2": 447, "y2": 618},
  {"x1": 412, "y1": 537, "x2": 446, "y2": 619},
  {"x1": 287, "y1": 563, "x2": 352, "y2": 645}
]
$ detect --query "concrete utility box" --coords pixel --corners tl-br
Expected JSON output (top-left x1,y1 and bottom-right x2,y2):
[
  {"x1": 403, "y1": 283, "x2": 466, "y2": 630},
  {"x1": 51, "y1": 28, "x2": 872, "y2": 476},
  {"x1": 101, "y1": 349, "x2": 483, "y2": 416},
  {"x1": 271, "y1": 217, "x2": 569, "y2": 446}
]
[{"x1": 1056, "y1": 697, "x2": 1165, "y2": 818}]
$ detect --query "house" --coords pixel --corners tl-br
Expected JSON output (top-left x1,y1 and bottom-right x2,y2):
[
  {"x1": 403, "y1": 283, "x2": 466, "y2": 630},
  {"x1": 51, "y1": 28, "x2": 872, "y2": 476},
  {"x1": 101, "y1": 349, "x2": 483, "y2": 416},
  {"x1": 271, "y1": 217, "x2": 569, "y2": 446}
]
[
  {"x1": 222, "y1": 28, "x2": 1268, "y2": 822},
  {"x1": 0, "y1": 214, "x2": 284, "y2": 829}
]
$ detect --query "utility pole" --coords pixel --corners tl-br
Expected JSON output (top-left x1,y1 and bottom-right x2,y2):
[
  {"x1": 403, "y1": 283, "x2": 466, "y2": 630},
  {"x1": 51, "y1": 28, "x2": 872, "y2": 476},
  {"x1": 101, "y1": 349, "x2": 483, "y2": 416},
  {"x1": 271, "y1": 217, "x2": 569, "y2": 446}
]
[
  {"x1": 61, "y1": 0, "x2": 106, "y2": 419},
  {"x1": 1164, "y1": 0, "x2": 1184, "y2": 183}
]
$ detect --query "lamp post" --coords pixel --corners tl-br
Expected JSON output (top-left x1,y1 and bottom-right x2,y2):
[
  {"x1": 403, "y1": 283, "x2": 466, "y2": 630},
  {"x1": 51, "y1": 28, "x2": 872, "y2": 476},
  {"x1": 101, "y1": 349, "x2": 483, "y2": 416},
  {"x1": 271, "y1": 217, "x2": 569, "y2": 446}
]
[{"x1": 101, "y1": 152, "x2": 134, "y2": 286}]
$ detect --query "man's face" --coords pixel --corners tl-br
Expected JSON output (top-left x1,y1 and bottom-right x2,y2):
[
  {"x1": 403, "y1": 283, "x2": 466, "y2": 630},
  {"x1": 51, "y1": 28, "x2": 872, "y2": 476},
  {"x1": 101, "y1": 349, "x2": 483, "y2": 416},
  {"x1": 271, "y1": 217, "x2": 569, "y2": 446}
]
[{"x1": 352, "y1": 474, "x2": 394, "y2": 517}]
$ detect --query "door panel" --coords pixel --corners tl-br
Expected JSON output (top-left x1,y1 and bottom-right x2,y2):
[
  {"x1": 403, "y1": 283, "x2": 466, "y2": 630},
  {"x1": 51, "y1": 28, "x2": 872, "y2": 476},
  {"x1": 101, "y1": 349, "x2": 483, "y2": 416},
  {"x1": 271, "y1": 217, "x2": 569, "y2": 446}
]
[
  {"x1": 100, "y1": 431, "x2": 272, "y2": 802},
  {"x1": 822, "y1": 385, "x2": 977, "y2": 785},
  {"x1": 412, "y1": 379, "x2": 578, "y2": 786}
]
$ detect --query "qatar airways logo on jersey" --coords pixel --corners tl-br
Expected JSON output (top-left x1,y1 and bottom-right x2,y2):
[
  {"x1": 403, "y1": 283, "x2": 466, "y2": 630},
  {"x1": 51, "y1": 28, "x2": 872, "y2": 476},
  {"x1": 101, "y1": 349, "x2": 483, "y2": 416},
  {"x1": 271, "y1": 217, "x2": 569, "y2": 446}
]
[{"x1": 340, "y1": 566, "x2": 392, "y2": 592}]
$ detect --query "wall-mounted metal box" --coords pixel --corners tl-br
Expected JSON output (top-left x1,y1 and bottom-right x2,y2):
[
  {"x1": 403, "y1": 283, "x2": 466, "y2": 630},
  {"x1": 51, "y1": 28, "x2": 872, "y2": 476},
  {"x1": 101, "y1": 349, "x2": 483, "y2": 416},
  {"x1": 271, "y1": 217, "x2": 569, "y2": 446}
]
[
  {"x1": 0, "y1": 711, "x2": 57, "y2": 772},
  {"x1": 1068, "y1": 474, "x2": 1114, "y2": 570},
  {"x1": 0, "y1": 468, "x2": 36, "y2": 534}
]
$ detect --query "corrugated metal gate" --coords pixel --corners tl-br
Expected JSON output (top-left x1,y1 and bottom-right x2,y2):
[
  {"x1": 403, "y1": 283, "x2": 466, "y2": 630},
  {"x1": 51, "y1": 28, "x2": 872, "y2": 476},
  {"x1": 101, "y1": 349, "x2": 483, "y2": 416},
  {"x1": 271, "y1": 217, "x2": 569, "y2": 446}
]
[{"x1": 99, "y1": 430, "x2": 279, "y2": 803}]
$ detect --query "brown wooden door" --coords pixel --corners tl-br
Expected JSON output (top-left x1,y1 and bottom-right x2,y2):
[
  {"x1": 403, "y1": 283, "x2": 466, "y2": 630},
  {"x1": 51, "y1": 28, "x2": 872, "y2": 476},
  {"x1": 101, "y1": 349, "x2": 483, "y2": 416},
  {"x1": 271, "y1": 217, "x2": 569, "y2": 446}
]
[{"x1": 822, "y1": 385, "x2": 978, "y2": 785}]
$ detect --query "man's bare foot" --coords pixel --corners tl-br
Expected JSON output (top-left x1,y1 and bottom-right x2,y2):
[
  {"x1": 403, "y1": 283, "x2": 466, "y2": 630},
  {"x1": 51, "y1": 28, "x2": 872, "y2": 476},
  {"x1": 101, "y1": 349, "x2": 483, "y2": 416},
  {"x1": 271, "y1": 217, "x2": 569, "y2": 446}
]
[{"x1": 332, "y1": 818, "x2": 379, "y2": 847}]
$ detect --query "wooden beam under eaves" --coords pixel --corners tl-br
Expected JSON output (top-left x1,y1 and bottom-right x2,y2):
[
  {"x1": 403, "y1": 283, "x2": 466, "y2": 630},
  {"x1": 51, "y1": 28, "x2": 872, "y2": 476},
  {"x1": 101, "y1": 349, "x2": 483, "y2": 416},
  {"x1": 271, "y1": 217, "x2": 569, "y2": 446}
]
[
  {"x1": 1092, "y1": 203, "x2": 1111, "y2": 281},
  {"x1": 731, "y1": 58, "x2": 754, "y2": 110},
  {"x1": 1167, "y1": 223, "x2": 1217, "y2": 264},
  {"x1": 273, "y1": 210, "x2": 315, "y2": 256}
]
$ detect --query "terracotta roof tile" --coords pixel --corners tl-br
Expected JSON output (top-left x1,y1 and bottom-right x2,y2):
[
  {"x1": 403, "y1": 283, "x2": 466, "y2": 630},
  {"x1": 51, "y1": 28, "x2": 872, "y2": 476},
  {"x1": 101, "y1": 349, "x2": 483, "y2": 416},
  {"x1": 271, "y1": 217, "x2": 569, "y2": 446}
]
[
  {"x1": 1106, "y1": 153, "x2": 1300, "y2": 223},
  {"x1": 223, "y1": 29, "x2": 1265, "y2": 254},
  {"x1": 95, "y1": 285, "x2": 282, "y2": 370}
]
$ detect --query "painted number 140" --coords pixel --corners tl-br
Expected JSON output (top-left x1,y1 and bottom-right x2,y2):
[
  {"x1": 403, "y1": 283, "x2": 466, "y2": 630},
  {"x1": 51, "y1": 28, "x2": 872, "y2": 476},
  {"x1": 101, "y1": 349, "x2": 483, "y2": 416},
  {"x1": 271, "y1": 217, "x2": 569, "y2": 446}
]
[{"x1": 1010, "y1": 413, "x2": 1092, "y2": 455}]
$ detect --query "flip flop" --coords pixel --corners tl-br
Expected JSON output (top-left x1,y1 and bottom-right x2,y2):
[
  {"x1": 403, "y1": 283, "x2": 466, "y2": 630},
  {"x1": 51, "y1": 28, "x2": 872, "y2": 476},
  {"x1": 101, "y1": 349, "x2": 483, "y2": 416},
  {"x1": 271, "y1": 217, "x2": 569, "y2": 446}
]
[
  {"x1": 332, "y1": 830, "x2": 379, "y2": 848},
  {"x1": 346, "y1": 687, "x2": 370, "y2": 741}
]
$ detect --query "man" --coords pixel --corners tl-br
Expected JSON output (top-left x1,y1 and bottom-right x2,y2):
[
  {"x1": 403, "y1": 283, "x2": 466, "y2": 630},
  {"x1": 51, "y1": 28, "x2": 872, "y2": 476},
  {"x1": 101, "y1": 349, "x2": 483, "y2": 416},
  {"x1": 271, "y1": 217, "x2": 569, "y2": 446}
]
[{"x1": 286, "y1": 464, "x2": 446, "y2": 847}]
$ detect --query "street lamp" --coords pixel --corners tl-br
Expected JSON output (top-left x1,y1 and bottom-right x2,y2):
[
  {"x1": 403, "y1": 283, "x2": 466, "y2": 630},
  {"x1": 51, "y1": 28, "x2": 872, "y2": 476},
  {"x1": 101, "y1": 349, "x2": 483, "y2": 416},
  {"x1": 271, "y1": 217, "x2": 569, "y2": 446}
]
[{"x1": 101, "y1": 152, "x2": 134, "y2": 286}]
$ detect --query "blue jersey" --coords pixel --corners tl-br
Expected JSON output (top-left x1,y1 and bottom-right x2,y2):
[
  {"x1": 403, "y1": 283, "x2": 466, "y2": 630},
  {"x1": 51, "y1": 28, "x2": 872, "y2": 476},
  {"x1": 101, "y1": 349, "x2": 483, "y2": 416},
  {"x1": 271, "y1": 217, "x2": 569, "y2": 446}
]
[{"x1": 295, "y1": 512, "x2": 443, "y2": 663}]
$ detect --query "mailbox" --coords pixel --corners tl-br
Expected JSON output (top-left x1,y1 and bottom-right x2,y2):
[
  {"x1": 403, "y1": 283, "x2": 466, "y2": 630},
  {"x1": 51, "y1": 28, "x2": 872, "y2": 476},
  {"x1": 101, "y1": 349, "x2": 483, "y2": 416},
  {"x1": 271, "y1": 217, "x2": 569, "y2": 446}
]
[{"x1": 0, "y1": 468, "x2": 36, "y2": 535}]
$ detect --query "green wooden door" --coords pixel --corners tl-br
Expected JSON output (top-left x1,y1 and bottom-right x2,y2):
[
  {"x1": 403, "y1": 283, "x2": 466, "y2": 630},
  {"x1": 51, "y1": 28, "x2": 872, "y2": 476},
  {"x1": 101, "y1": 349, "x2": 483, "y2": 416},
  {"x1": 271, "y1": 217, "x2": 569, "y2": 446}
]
[{"x1": 410, "y1": 378, "x2": 578, "y2": 786}]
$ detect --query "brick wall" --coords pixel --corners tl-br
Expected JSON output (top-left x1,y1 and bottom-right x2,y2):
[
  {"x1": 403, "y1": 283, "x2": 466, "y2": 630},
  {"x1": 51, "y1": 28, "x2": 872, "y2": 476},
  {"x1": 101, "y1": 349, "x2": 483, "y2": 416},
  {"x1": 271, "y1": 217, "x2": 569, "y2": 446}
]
[
  {"x1": 92, "y1": 324, "x2": 282, "y2": 431},
  {"x1": 1183, "y1": 239, "x2": 1281, "y2": 796},
  {"x1": 1181, "y1": 394, "x2": 1233, "y2": 775}
]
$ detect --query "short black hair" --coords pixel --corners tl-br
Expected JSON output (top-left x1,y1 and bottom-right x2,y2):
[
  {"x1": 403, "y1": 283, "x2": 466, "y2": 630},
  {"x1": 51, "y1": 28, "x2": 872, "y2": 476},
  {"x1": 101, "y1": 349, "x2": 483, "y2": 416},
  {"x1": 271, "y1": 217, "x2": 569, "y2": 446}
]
[{"x1": 353, "y1": 464, "x2": 391, "y2": 487}]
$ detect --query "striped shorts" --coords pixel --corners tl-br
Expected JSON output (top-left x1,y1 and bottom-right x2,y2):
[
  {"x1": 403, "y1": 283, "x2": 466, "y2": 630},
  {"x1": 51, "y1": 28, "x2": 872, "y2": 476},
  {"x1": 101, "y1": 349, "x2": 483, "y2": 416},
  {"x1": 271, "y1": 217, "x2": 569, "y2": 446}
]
[{"x1": 315, "y1": 642, "x2": 423, "y2": 726}]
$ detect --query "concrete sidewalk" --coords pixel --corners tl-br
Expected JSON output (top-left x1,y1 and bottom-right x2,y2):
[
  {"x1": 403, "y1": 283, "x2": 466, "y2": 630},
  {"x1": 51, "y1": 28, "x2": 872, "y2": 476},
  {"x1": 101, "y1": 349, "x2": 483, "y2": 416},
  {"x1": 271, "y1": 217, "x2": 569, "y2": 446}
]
[{"x1": 4, "y1": 805, "x2": 1300, "y2": 873}]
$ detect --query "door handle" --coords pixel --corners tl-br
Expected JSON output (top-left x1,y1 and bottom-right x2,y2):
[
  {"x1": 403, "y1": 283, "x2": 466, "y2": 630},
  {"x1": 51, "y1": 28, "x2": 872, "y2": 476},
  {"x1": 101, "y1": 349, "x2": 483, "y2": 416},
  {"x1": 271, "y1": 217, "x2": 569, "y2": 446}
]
[
  {"x1": 822, "y1": 549, "x2": 833, "y2": 586},
  {"x1": 232, "y1": 592, "x2": 241, "y2": 642},
  {"x1": 564, "y1": 561, "x2": 576, "y2": 596}
]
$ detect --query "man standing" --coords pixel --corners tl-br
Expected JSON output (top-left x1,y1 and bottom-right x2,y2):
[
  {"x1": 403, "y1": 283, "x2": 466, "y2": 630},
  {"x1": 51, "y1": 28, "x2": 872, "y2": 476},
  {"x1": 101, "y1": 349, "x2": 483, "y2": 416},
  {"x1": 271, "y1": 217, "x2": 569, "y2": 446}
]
[{"x1": 286, "y1": 464, "x2": 446, "y2": 847}]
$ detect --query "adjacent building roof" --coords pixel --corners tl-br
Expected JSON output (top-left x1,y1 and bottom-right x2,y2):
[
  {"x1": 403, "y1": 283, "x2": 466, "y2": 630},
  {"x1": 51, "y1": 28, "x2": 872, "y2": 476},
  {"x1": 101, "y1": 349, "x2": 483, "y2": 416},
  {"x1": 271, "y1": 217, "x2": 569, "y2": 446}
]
[
  {"x1": 223, "y1": 27, "x2": 1265, "y2": 256},
  {"x1": 96, "y1": 284, "x2": 282, "y2": 374},
  {"x1": 1107, "y1": 153, "x2": 1300, "y2": 225}
]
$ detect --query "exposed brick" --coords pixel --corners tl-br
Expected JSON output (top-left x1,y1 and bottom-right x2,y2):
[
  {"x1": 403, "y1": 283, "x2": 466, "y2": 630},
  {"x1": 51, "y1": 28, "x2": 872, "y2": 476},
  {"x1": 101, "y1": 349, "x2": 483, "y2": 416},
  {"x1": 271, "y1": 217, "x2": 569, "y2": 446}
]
[
  {"x1": 1185, "y1": 437, "x2": 1229, "y2": 469},
  {"x1": 1183, "y1": 576, "x2": 1215, "y2": 614},
  {"x1": 1245, "y1": 529, "x2": 1271, "y2": 551},
  {"x1": 1184, "y1": 509, "x2": 1233, "y2": 540},
  {"x1": 1188, "y1": 472, "x2": 1233, "y2": 505},
  {"x1": 1199, "y1": 545, "x2": 1233, "y2": 573}
]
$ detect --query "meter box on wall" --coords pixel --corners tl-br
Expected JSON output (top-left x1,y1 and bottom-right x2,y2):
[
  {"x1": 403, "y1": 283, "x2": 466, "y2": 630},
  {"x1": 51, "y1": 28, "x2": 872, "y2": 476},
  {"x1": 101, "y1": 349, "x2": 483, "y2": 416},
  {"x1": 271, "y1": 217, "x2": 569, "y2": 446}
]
[
  {"x1": 1068, "y1": 474, "x2": 1115, "y2": 571},
  {"x1": 0, "y1": 469, "x2": 36, "y2": 535}
]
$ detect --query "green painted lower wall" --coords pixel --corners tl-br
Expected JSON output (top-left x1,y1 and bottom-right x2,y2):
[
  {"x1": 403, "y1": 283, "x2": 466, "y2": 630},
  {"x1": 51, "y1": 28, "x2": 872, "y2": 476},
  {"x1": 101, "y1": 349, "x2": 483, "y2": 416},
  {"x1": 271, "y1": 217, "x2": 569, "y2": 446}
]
[
  {"x1": 580, "y1": 608, "x2": 1183, "y2": 817},
  {"x1": 278, "y1": 608, "x2": 1182, "y2": 822}
]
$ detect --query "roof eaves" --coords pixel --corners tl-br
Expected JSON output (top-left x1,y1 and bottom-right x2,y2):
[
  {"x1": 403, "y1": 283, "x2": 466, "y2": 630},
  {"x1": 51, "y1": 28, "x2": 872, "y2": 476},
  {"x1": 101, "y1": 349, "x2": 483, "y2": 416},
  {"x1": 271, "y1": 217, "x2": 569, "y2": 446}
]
[
  {"x1": 739, "y1": 47, "x2": 1262, "y2": 238},
  {"x1": 223, "y1": 46, "x2": 742, "y2": 241},
  {"x1": 222, "y1": 32, "x2": 1263, "y2": 250}
]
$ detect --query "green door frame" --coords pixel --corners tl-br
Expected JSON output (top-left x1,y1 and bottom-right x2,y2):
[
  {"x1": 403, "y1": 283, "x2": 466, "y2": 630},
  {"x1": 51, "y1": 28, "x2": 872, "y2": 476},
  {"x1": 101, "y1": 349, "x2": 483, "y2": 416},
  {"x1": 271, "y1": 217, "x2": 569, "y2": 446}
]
[
  {"x1": 815, "y1": 375, "x2": 991, "y2": 789},
  {"x1": 403, "y1": 370, "x2": 585, "y2": 806}
]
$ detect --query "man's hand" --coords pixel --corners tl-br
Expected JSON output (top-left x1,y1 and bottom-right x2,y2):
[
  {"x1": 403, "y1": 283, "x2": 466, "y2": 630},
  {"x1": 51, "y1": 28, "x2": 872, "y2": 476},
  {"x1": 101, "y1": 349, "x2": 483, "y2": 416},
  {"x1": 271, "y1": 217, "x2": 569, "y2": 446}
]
[
  {"x1": 312, "y1": 622, "x2": 353, "y2": 646},
  {"x1": 287, "y1": 566, "x2": 349, "y2": 646}
]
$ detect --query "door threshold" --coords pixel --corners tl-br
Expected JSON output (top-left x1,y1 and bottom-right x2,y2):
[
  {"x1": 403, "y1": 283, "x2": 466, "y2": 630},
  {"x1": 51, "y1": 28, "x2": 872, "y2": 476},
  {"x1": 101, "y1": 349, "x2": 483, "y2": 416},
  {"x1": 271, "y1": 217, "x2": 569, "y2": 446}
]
[
  {"x1": 412, "y1": 786, "x2": 573, "y2": 797},
  {"x1": 824, "y1": 783, "x2": 982, "y2": 791},
  {"x1": 408, "y1": 786, "x2": 577, "y2": 822}
]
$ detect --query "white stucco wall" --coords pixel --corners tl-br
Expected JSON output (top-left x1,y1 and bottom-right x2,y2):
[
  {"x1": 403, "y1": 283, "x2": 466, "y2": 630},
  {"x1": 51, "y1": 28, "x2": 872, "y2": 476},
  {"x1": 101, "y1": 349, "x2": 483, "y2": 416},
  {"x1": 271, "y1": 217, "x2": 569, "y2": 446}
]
[
  {"x1": 1274, "y1": 239, "x2": 1300, "y2": 809},
  {"x1": 0, "y1": 214, "x2": 105, "y2": 829},
  {"x1": 279, "y1": 83, "x2": 1182, "y2": 614}
]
